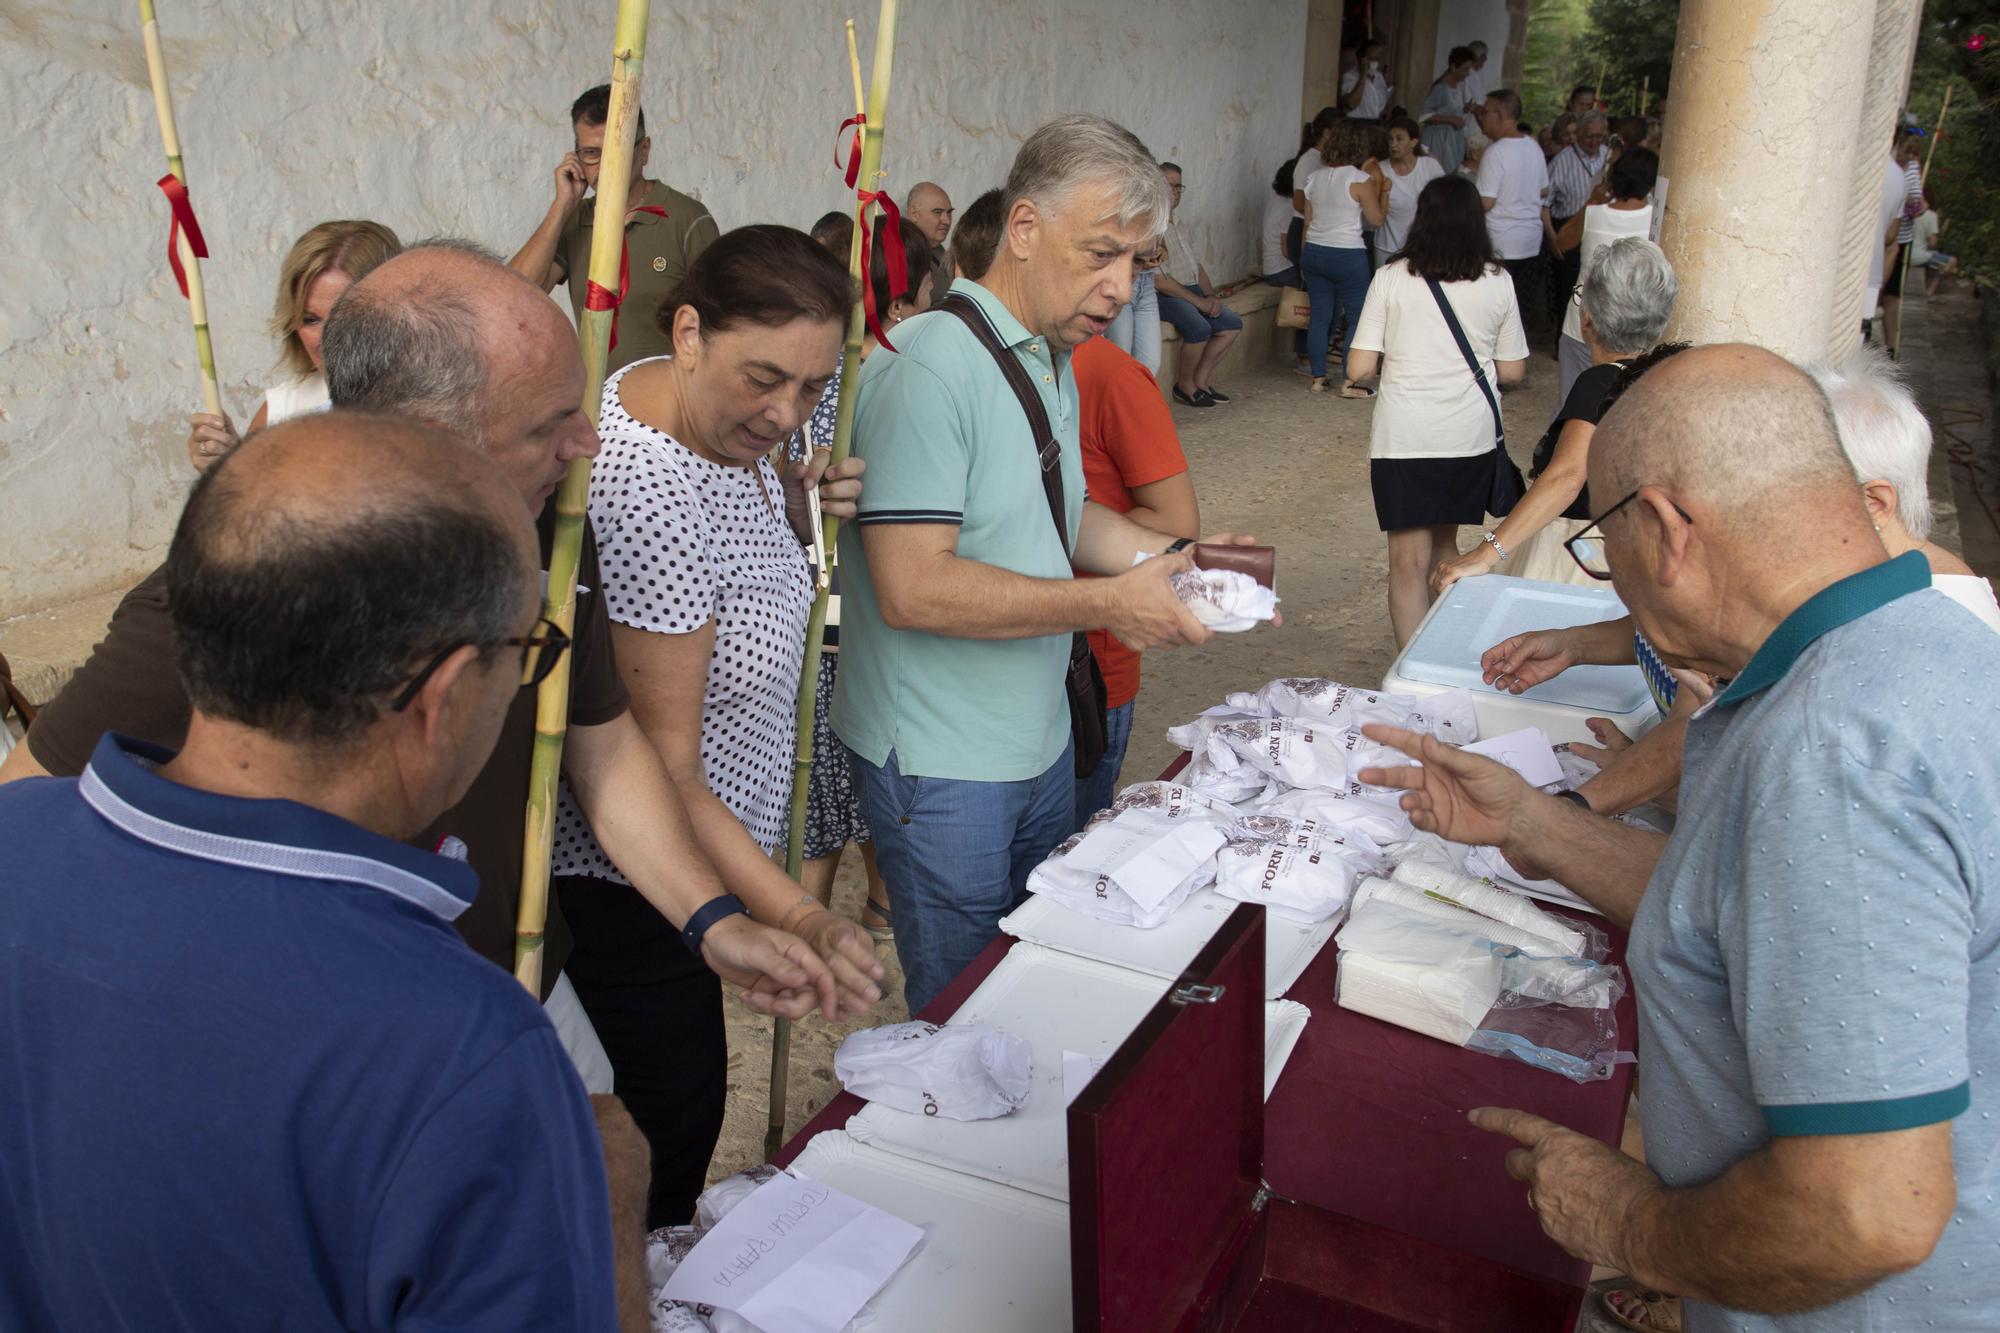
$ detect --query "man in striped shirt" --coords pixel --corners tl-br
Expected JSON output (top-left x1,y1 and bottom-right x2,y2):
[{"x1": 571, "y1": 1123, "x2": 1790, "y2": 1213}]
[{"x1": 1546, "y1": 112, "x2": 1611, "y2": 334}]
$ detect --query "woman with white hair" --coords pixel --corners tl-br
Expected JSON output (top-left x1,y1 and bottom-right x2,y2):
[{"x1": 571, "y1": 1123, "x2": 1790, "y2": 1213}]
[
  {"x1": 1432, "y1": 235, "x2": 1677, "y2": 592},
  {"x1": 1811, "y1": 348, "x2": 2000, "y2": 630}
]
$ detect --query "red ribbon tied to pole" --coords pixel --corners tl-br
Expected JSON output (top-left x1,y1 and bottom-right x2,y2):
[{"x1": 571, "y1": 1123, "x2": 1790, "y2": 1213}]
[
  {"x1": 832, "y1": 116, "x2": 910, "y2": 352},
  {"x1": 154, "y1": 174, "x2": 209, "y2": 299},
  {"x1": 583, "y1": 204, "x2": 670, "y2": 352}
]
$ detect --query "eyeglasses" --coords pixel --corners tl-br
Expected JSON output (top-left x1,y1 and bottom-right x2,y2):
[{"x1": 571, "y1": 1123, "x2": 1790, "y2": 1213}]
[
  {"x1": 574, "y1": 146, "x2": 603, "y2": 165},
  {"x1": 390, "y1": 618, "x2": 572, "y2": 712},
  {"x1": 1564, "y1": 489, "x2": 1693, "y2": 580},
  {"x1": 1168, "y1": 183, "x2": 1186, "y2": 194}
]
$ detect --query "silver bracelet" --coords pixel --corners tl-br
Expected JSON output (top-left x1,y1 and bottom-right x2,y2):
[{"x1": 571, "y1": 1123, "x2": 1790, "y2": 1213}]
[{"x1": 1480, "y1": 530, "x2": 1509, "y2": 561}]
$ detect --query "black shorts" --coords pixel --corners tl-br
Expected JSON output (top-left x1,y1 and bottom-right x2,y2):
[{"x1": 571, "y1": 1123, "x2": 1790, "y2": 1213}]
[
  {"x1": 1371, "y1": 450, "x2": 1512, "y2": 531},
  {"x1": 1884, "y1": 242, "x2": 1910, "y2": 297}
]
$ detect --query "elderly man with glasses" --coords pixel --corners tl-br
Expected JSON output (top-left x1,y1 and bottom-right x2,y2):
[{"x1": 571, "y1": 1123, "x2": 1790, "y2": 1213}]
[
  {"x1": 1546, "y1": 110, "x2": 1612, "y2": 334},
  {"x1": 1360, "y1": 344, "x2": 2000, "y2": 1333}
]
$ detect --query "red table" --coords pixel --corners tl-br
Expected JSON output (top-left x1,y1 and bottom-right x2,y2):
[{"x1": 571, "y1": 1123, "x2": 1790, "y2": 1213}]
[{"x1": 774, "y1": 762, "x2": 1637, "y2": 1325}]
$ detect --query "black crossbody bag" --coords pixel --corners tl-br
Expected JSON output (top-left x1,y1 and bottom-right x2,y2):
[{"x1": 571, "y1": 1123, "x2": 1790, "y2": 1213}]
[
  {"x1": 1425, "y1": 276, "x2": 1527, "y2": 517},
  {"x1": 937, "y1": 293, "x2": 1109, "y2": 779}
]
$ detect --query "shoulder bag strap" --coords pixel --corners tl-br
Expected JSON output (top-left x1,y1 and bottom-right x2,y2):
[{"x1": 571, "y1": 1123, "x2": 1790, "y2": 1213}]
[
  {"x1": 1425, "y1": 276, "x2": 1504, "y2": 447},
  {"x1": 936, "y1": 292, "x2": 1070, "y2": 552}
]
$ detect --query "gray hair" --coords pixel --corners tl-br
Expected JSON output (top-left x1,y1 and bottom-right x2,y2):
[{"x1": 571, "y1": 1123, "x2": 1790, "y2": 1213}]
[
  {"x1": 1805, "y1": 346, "x2": 1934, "y2": 539},
  {"x1": 321, "y1": 239, "x2": 497, "y2": 436},
  {"x1": 1578, "y1": 111, "x2": 1610, "y2": 131},
  {"x1": 1003, "y1": 114, "x2": 1172, "y2": 238},
  {"x1": 1468, "y1": 40, "x2": 1487, "y2": 56},
  {"x1": 1486, "y1": 88, "x2": 1523, "y2": 121},
  {"x1": 1579, "y1": 237, "x2": 1677, "y2": 356}
]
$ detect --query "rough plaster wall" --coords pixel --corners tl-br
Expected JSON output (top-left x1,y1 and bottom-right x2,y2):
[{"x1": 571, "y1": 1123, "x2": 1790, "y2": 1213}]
[
  {"x1": 0, "y1": 0, "x2": 1306, "y2": 617},
  {"x1": 1432, "y1": 0, "x2": 1509, "y2": 87}
]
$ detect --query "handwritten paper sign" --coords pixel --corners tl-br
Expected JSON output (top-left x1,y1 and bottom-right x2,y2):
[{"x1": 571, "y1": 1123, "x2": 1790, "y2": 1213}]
[{"x1": 661, "y1": 1171, "x2": 924, "y2": 1333}]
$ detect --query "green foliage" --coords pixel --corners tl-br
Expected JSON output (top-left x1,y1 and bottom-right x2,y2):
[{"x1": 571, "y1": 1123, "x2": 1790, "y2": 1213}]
[
  {"x1": 1911, "y1": 8, "x2": 1999, "y2": 286},
  {"x1": 1579, "y1": 0, "x2": 1678, "y2": 118},
  {"x1": 1521, "y1": 0, "x2": 1593, "y2": 127}
]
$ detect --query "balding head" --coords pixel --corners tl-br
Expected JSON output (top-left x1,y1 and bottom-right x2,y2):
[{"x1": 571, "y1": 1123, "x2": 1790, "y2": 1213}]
[
  {"x1": 1587, "y1": 344, "x2": 1883, "y2": 674},
  {"x1": 168, "y1": 411, "x2": 537, "y2": 758},
  {"x1": 324, "y1": 241, "x2": 600, "y2": 513},
  {"x1": 906, "y1": 181, "x2": 954, "y2": 246}
]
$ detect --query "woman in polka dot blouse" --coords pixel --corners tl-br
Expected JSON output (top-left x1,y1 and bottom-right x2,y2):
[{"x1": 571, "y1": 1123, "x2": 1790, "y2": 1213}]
[{"x1": 548, "y1": 226, "x2": 886, "y2": 1220}]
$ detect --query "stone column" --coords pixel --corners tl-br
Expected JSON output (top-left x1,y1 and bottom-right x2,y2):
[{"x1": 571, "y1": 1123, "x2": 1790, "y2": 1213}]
[
  {"x1": 1826, "y1": 0, "x2": 1921, "y2": 363},
  {"x1": 1657, "y1": 0, "x2": 1877, "y2": 360},
  {"x1": 1302, "y1": 0, "x2": 1344, "y2": 125}
]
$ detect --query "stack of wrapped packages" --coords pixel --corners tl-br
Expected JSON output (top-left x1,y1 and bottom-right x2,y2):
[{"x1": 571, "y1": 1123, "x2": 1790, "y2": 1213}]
[{"x1": 1023, "y1": 677, "x2": 1630, "y2": 1083}]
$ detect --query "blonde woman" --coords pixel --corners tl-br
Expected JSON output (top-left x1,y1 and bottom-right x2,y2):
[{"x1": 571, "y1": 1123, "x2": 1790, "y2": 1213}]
[{"x1": 186, "y1": 220, "x2": 401, "y2": 470}]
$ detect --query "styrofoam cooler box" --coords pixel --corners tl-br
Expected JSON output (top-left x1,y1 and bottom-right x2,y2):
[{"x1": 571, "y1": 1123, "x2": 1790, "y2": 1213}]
[{"x1": 1384, "y1": 576, "x2": 1657, "y2": 746}]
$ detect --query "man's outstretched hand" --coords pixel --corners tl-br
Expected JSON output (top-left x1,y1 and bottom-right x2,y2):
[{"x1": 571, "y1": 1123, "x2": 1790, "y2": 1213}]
[{"x1": 1357, "y1": 723, "x2": 1543, "y2": 871}]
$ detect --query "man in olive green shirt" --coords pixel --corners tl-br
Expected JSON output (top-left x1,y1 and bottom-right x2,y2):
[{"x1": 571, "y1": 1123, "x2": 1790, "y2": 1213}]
[{"x1": 509, "y1": 84, "x2": 720, "y2": 372}]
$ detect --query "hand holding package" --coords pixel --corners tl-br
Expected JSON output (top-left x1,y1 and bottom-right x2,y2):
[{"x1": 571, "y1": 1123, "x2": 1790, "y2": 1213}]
[
  {"x1": 1171, "y1": 566, "x2": 1279, "y2": 631},
  {"x1": 834, "y1": 1021, "x2": 1033, "y2": 1120}
]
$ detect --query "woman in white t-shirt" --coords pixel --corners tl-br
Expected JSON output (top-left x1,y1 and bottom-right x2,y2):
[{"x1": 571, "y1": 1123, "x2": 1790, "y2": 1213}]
[
  {"x1": 1375, "y1": 116, "x2": 1446, "y2": 263},
  {"x1": 185, "y1": 219, "x2": 402, "y2": 470},
  {"x1": 1344, "y1": 174, "x2": 1529, "y2": 646},
  {"x1": 1301, "y1": 120, "x2": 1388, "y2": 396},
  {"x1": 1551, "y1": 147, "x2": 1657, "y2": 404}
]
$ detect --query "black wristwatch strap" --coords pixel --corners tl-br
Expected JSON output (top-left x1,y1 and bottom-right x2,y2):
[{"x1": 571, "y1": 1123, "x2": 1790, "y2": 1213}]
[
  {"x1": 1165, "y1": 537, "x2": 1195, "y2": 554},
  {"x1": 682, "y1": 893, "x2": 750, "y2": 960},
  {"x1": 1553, "y1": 789, "x2": 1592, "y2": 813}
]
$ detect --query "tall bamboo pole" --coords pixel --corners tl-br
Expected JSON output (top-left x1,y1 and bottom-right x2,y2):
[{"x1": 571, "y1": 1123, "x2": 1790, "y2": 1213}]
[
  {"x1": 137, "y1": 0, "x2": 222, "y2": 415},
  {"x1": 764, "y1": 0, "x2": 901, "y2": 1159},
  {"x1": 1889, "y1": 82, "x2": 1953, "y2": 360},
  {"x1": 516, "y1": 0, "x2": 651, "y2": 995}
]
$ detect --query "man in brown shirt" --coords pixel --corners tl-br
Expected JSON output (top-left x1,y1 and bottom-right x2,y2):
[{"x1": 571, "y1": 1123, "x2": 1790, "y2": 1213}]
[
  {"x1": 509, "y1": 84, "x2": 719, "y2": 372},
  {"x1": 1, "y1": 245, "x2": 881, "y2": 1024}
]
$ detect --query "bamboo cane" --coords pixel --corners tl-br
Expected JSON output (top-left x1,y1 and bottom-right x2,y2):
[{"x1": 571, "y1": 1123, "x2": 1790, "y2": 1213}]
[
  {"x1": 137, "y1": 0, "x2": 222, "y2": 416},
  {"x1": 1889, "y1": 83, "x2": 1953, "y2": 359},
  {"x1": 516, "y1": 0, "x2": 651, "y2": 995},
  {"x1": 764, "y1": 0, "x2": 901, "y2": 1160}
]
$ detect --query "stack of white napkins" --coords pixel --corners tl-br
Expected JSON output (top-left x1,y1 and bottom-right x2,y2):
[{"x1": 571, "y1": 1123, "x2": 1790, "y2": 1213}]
[{"x1": 1025, "y1": 803, "x2": 1229, "y2": 928}]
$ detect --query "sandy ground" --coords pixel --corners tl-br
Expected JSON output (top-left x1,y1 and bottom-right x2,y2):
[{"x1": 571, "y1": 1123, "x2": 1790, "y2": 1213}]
[{"x1": 709, "y1": 342, "x2": 1567, "y2": 1181}]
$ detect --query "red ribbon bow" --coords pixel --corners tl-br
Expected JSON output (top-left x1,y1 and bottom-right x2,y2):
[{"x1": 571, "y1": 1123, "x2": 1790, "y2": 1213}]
[
  {"x1": 583, "y1": 204, "x2": 670, "y2": 352},
  {"x1": 832, "y1": 115, "x2": 910, "y2": 352},
  {"x1": 154, "y1": 173, "x2": 209, "y2": 299}
]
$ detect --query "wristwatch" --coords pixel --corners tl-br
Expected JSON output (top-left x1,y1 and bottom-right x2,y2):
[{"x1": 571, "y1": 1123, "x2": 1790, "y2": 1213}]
[
  {"x1": 1553, "y1": 789, "x2": 1592, "y2": 813},
  {"x1": 1479, "y1": 530, "x2": 1509, "y2": 561},
  {"x1": 682, "y1": 893, "x2": 750, "y2": 960},
  {"x1": 1165, "y1": 537, "x2": 1195, "y2": 554}
]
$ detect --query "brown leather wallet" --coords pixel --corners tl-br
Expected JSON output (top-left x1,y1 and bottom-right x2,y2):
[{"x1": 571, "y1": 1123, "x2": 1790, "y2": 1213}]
[{"x1": 1192, "y1": 543, "x2": 1276, "y2": 589}]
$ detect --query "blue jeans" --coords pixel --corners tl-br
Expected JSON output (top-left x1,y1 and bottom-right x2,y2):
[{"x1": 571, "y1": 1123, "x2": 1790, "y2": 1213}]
[
  {"x1": 1105, "y1": 270, "x2": 1162, "y2": 374},
  {"x1": 1156, "y1": 282, "x2": 1244, "y2": 345},
  {"x1": 1301, "y1": 243, "x2": 1371, "y2": 379},
  {"x1": 851, "y1": 741, "x2": 1078, "y2": 1014},
  {"x1": 1072, "y1": 699, "x2": 1136, "y2": 829}
]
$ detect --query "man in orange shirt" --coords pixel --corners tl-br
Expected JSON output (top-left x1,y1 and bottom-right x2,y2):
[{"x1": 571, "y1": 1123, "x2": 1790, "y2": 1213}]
[{"x1": 1072, "y1": 335, "x2": 1202, "y2": 823}]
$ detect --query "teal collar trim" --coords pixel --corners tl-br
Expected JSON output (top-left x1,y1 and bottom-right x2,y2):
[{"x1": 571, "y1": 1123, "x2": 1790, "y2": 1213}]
[
  {"x1": 952, "y1": 278, "x2": 1036, "y2": 349},
  {"x1": 1714, "y1": 551, "x2": 1929, "y2": 708}
]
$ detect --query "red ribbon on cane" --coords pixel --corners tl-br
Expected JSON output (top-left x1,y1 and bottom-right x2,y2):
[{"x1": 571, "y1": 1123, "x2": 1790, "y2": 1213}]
[
  {"x1": 155, "y1": 174, "x2": 209, "y2": 299},
  {"x1": 832, "y1": 116, "x2": 911, "y2": 352},
  {"x1": 583, "y1": 204, "x2": 670, "y2": 352}
]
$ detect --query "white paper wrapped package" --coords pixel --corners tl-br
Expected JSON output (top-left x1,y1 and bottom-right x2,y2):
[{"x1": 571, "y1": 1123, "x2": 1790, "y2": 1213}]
[
  {"x1": 1100, "y1": 780, "x2": 1235, "y2": 824},
  {"x1": 1251, "y1": 784, "x2": 1412, "y2": 845},
  {"x1": 646, "y1": 1226, "x2": 714, "y2": 1332},
  {"x1": 834, "y1": 1021, "x2": 1033, "y2": 1121},
  {"x1": 1171, "y1": 566, "x2": 1280, "y2": 632},
  {"x1": 1223, "y1": 679, "x2": 1479, "y2": 746},
  {"x1": 1349, "y1": 877, "x2": 1562, "y2": 955},
  {"x1": 1388, "y1": 859, "x2": 1587, "y2": 955},
  {"x1": 1212, "y1": 815, "x2": 1384, "y2": 923},
  {"x1": 1026, "y1": 806, "x2": 1230, "y2": 928}
]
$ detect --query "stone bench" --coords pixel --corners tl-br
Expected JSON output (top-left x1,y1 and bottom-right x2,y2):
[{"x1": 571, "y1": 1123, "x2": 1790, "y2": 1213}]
[
  {"x1": 1149, "y1": 280, "x2": 1302, "y2": 403},
  {"x1": 0, "y1": 586, "x2": 128, "y2": 726}
]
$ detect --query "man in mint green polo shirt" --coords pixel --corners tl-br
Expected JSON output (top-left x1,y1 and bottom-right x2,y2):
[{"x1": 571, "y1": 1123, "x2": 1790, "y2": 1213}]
[
  {"x1": 833, "y1": 115, "x2": 1249, "y2": 1012},
  {"x1": 1358, "y1": 346, "x2": 1998, "y2": 1331}
]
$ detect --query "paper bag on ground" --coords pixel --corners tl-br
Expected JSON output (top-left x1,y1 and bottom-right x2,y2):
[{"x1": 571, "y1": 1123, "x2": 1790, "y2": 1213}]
[
  {"x1": 661, "y1": 1172, "x2": 923, "y2": 1333},
  {"x1": 833, "y1": 1021, "x2": 1032, "y2": 1121}
]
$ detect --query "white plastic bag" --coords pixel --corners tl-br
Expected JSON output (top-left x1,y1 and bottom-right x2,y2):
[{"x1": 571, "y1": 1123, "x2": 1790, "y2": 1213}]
[
  {"x1": 1026, "y1": 806, "x2": 1229, "y2": 928},
  {"x1": 1253, "y1": 782, "x2": 1413, "y2": 844},
  {"x1": 1388, "y1": 859, "x2": 1586, "y2": 955},
  {"x1": 1212, "y1": 815, "x2": 1383, "y2": 923},
  {"x1": 1171, "y1": 567, "x2": 1280, "y2": 631},
  {"x1": 833, "y1": 1021, "x2": 1033, "y2": 1120},
  {"x1": 1222, "y1": 680, "x2": 1479, "y2": 746},
  {"x1": 646, "y1": 1226, "x2": 714, "y2": 1332}
]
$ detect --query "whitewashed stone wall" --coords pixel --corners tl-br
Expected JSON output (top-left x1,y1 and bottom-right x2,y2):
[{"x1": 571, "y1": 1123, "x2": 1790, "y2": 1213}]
[{"x1": 0, "y1": 0, "x2": 1307, "y2": 615}]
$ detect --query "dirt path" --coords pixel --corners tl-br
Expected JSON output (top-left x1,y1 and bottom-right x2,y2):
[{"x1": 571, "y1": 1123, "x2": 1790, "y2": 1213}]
[{"x1": 708, "y1": 347, "x2": 1566, "y2": 1181}]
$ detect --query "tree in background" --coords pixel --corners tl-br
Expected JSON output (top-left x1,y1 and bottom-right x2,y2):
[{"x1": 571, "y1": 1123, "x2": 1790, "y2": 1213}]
[
  {"x1": 1523, "y1": 0, "x2": 1676, "y2": 127},
  {"x1": 1911, "y1": 6, "x2": 1997, "y2": 287}
]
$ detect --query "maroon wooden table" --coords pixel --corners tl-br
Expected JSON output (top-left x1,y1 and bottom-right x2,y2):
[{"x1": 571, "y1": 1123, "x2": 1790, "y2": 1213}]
[{"x1": 774, "y1": 760, "x2": 1636, "y2": 1328}]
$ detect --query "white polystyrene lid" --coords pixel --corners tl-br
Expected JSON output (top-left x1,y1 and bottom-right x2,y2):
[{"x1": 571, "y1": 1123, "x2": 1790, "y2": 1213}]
[{"x1": 1391, "y1": 577, "x2": 1654, "y2": 714}]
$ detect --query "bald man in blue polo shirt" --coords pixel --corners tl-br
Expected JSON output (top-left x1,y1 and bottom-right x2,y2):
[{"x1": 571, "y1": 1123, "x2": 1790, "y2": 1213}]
[
  {"x1": 0, "y1": 415, "x2": 640, "y2": 1330},
  {"x1": 1361, "y1": 346, "x2": 1998, "y2": 1332}
]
